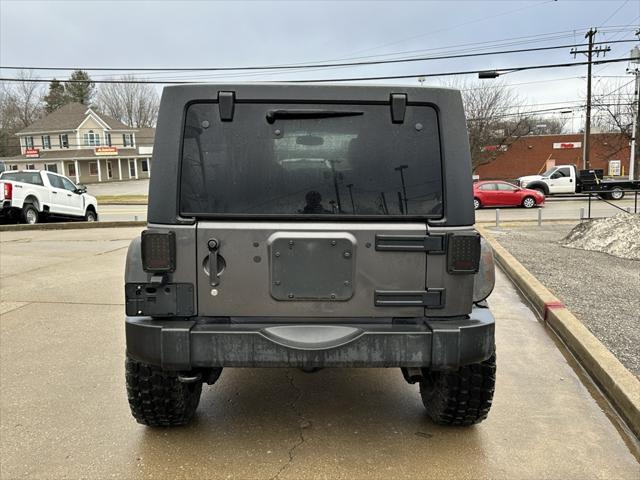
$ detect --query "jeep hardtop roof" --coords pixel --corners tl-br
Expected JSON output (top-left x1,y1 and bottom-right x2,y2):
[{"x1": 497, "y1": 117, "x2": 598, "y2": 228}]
[{"x1": 148, "y1": 84, "x2": 474, "y2": 226}]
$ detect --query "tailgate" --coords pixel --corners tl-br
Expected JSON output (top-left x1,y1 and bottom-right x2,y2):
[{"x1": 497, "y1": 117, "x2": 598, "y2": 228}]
[{"x1": 196, "y1": 222, "x2": 433, "y2": 318}]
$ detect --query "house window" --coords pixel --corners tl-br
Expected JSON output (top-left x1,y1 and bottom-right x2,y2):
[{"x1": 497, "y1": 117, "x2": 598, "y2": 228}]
[
  {"x1": 68, "y1": 163, "x2": 76, "y2": 177},
  {"x1": 44, "y1": 163, "x2": 58, "y2": 173},
  {"x1": 123, "y1": 133, "x2": 134, "y2": 147},
  {"x1": 84, "y1": 130, "x2": 101, "y2": 146},
  {"x1": 9, "y1": 164, "x2": 18, "y2": 170},
  {"x1": 25, "y1": 136, "x2": 34, "y2": 148},
  {"x1": 59, "y1": 134, "x2": 69, "y2": 148},
  {"x1": 26, "y1": 164, "x2": 35, "y2": 170},
  {"x1": 89, "y1": 162, "x2": 98, "y2": 176},
  {"x1": 105, "y1": 132, "x2": 112, "y2": 146},
  {"x1": 41, "y1": 135, "x2": 51, "y2": 149},
  {"x1": 141, "y1": 159, "x2": 149, "y2": 172},
  {"x1": 129, "y1": 159, "x2": 136, "y2": 177}
]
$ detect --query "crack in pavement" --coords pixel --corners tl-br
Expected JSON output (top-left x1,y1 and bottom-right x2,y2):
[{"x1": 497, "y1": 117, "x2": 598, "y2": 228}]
[{"x1": 269, "y1": 371, "x2": 309, "y2": 480}]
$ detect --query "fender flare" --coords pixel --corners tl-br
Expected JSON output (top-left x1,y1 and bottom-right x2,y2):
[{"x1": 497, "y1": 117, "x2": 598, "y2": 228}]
[{"x1": 525, "y1": 182, "x2": 549, "y2": 195}]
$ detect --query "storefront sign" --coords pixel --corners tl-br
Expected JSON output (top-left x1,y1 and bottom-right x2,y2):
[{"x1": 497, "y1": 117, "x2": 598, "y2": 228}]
[
  {"x1": 24, "y1": 148, "x2": 40, "y2": 158},
  {"x1": 553, "y1": 142, "x2": 581, "y2": 149},
  {"x1": 608, "y1": 160, "x2": 621, "y2": 176},
  {"x1": 95, "y1": 146, "x2": 118, "y2": 156}
]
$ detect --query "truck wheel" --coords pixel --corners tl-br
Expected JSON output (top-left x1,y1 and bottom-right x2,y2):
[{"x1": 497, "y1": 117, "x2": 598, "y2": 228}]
[
  {"x1": 609, "y1": 188, "x2": 624, "y2": 200},
  {"x1": 125, "y1": 356, "x2": 203, "y2": 427},
  {"x1": 522, "y1": 196, "x2": 536, "y2": 208},
  {"x1": 84, "y1": 209, "x2": 97, "y2": 222},
  {"x1": 22, "y1": 204, "x2": 39, "y2": 225},
  {"x1": 419, "y1": 353, "x2": 496, "y2": 426},
  {"x1": 473, "y1": 198, "x2": 481, "y2": 210},
  {"x1": 533, "y1": 187, "x2": 545, "y2": 196}
]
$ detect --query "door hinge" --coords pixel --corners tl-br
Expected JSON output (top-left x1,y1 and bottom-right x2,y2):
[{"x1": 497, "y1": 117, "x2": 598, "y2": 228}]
[
  {"x1": 375, "y1": 234, "x2": 445, "y2": 253},
  {"x1": 374, "y1": 289, "x2": 444, "y2": 308}
]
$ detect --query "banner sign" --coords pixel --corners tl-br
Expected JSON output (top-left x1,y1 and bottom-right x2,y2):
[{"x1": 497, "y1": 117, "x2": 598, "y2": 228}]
[
  {"x1": 95, "y1": 147, "x2": 118, "y2": 156},
  {"x1": 553, "y1": 142, "x2": 581, "y2": 149},
  {"x1": 24, "y1": 148, "x2": 40, "y2": 158}
]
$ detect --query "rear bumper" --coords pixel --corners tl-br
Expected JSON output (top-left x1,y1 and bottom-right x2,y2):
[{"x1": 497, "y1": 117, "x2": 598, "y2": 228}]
[{"x1": 125, "y1": 307, "x2": 495, "y2": 371}]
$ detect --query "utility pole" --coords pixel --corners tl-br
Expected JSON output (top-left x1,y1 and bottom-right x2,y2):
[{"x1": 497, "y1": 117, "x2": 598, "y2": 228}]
[
  {"x1": 629, "y1": 43, "x2": 640, "y2": 180},
  {"x1": 571, "y1": 28, "x2": 610, "y2": 170}
]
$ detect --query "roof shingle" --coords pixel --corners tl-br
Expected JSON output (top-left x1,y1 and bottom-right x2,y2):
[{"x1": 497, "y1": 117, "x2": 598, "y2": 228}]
[{"x1": 16, "y1": 103, "x2": 134, "y2": 135}]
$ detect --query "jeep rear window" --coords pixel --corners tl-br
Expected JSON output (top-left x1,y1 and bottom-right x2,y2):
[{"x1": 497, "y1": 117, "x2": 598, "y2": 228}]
[{"x1": 179, "y1": 102, "x2": 443, "y2": 218}]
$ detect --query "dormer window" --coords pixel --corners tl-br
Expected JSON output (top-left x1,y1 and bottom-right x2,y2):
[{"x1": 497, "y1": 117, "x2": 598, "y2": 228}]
[
  {"x1": 59, "y1": 134, "x2": 69, "y2": 148},
  {"x1": 84, "y1": 130, "x2": 101, "y2": 146},
  {"x1": 105, "y1": 132, "x2": 112, "y2": 146},
  {"x1": 123, "y1": 133, "x2": 134, "y2": 147},
  {"x1": 41, "y1": 135, "x2": 51, "y2": 149},
  {"x1": 25, "y1": 136, "x2": 34, "y2": 148}
]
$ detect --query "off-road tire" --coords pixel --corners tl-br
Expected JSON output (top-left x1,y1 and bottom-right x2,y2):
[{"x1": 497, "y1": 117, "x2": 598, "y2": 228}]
[
  {"x1": 419, "y1": 353, "x2": 496, "y2": 426},
  {"x1": 522, "y1": 196, "x2": 536, "y2": 208},
  {"x1": 125, "y1": 356, "x2": 203, "y2": 427},
  {"x1": 22, "y1": 204, "x2": 39, "y2": 224}
]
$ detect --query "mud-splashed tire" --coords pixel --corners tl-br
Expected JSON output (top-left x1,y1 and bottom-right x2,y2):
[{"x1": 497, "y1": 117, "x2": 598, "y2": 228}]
[
  {"x1": 125, "y1": 356, "x2": 202, "y2": 427},
  {"x1": 419, "y1": 353, "x2": 496, "y2": 426}
]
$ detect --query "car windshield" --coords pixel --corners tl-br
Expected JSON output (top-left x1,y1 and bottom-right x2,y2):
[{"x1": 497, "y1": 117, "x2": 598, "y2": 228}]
[
  {"x1": 179, "y1": 102, "x2": 443, "y2": 218},
  {"x1": 542, "y1": 168, "x2": 556, "y2": 177}
]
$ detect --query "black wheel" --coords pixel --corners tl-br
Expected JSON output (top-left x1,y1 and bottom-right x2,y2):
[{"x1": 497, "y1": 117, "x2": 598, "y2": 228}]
[
  {"x1": 419, "y1": 353, "x2": 496, "y2": 426},
  {"x1": 125, "y1": 356, "x2": 203, "y2": 427},
  {"x1": 473, "y1": 198, "x2": 481, "y2": 210},
  {"x1": 22, "y1": 204, "x2": 39, "y2": 224},
  {"x1": 85, "y1": 209, "x2": 97, "y2": 222},
  {"x1": 609, "y1": 188, "x2": 624, "y2": 200},
  {"x1": 522, "y1": 196, "x2": 536, "y2": 209}
]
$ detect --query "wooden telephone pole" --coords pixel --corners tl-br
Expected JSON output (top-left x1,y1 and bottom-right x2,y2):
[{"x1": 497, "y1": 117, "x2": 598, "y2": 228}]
[{"x1": 571, "y1": 28, "x2": 610, "y2": 170}]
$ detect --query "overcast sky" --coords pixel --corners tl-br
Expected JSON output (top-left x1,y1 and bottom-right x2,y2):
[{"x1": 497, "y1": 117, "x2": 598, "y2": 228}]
[{"x1": 1, "y1": 0, "x2": 638, "y2": 132}]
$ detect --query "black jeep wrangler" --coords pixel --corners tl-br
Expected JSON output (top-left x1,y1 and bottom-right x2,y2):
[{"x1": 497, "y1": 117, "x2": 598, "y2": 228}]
[{"x1": 124, "y1": 84, "x2": 496, "y2": 427}]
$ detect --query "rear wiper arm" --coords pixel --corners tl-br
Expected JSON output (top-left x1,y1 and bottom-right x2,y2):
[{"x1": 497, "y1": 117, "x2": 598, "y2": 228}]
[{"x1": 266, "y1": 109, "x2": 363, "y2": 124}]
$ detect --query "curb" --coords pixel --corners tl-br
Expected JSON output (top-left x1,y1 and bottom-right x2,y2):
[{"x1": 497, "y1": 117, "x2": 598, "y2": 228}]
[
  {"x1": 0, "y1": 221, "x2": 146, "y2": 232},
  {"x1": 478, "y1": 226, "x2": 640, "y2": 439}
]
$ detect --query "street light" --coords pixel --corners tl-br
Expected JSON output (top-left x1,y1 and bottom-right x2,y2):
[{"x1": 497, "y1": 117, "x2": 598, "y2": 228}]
[
  {"x1": 394, "y1": 164, "x2": 409, "y2": 214},
  {"x1": 478, "y1": 70, "x2": 501, "y2": 79}
]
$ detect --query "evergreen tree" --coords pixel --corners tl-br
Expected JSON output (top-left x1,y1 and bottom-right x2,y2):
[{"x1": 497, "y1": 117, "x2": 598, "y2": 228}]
[
  {"x1": 43, "y1": 79, "x2": 68, "y2": 112},
  {"x1": 65, "y1": 70, "x2": 95, "y2": 105}
]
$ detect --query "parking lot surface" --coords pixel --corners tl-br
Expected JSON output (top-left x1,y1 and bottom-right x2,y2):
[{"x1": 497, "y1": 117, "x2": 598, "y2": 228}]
[{"x1": 1, "y1": 227, "x2": 638, "y2": 479}]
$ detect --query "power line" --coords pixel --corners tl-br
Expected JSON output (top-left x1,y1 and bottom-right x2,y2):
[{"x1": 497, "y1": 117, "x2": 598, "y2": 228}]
[
  {"x1": 0, "y1": 57, "x2": 634, "y2": 86},
  {"x1": 2, "y1": 40, "x2": 635, "y2": 74}
]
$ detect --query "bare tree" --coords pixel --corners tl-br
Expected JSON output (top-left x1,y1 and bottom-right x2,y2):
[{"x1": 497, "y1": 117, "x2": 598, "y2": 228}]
[
  {"x1": 96, "y1": 76, "x2": 160, "y2": 128},
  {"x1": 591, "y1": 81, "x2": 634, "y2": 137},
  {"x1": 0, "y1": 71, "x2": 44, "y2": 156},
  {"x1": 590, "y1": 80, "x2": 635, "y2": 171},
  {"x1": 450, "y1": 79, "x2": 532, "y2": 171}
]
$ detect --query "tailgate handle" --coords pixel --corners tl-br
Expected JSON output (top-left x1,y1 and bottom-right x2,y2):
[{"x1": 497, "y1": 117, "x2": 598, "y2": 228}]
[
  {"x1": 375, "y1": 234, "x2": 445, "y2": 253},
  {"x1": 207, "y1": 238, "x2": 220, "y2": 287}
]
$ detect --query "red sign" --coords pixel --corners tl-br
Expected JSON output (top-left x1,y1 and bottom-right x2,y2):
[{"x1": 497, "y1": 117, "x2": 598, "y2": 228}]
[
  {"x1": 553, "y1": 142, "x2": 581, "y2": 149},
  {"x1": 481, "y1": 145, "x2": 508, "y2": 152},
  {"x1": 24, "y1": 148, "x2": 39, "y2": 158},
  {"x1": 95, "y1": 146, "x2": 118, "y2": 156}
]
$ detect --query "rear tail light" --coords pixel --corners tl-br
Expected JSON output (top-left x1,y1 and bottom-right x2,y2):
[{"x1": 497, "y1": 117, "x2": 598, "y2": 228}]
[
  {"x1": 141, "y1": 230, "x2": 176, "y2": 273},
  {"x1": 3, "y1": 182, "x2": 12, "y2": 200},
  {"x1": 447, "y1": 232, "x2": 481, "y2": 274}
]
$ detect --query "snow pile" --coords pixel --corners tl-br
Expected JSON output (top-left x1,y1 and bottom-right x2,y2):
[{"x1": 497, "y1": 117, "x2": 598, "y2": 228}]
[{"x1": 561, "y1": 213, "x2": 640, "y2": 260}]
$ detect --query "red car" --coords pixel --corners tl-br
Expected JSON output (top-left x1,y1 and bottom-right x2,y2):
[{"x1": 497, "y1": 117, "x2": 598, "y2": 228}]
[{"x1": 473, "y1": 181, "x2": 545, "y2": 209}]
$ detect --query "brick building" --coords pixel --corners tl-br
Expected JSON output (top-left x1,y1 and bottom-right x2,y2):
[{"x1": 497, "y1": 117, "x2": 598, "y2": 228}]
[{"x1": 475, "y1": 133, "x2": 631, "y2": 180}]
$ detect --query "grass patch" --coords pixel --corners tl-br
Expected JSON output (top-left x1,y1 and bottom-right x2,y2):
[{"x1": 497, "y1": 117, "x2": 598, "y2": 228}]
[{"x1": 96, "y1": 195, "x2": 148, "y2": 205}]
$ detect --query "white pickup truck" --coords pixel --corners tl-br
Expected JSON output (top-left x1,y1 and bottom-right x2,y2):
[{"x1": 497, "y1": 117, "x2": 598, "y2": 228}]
[
  {"x1": 517, "y1": 164, "x2": 640, "y2": 200},
  {"x1": 0, "y1": 170, "x2": 98, "y2": 224}
]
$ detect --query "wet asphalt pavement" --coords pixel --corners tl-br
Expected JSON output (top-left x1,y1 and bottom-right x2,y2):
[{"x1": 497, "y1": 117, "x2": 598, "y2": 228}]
[{"x1": 0, "y1": 227, "x2": 638, "y2": 479}]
